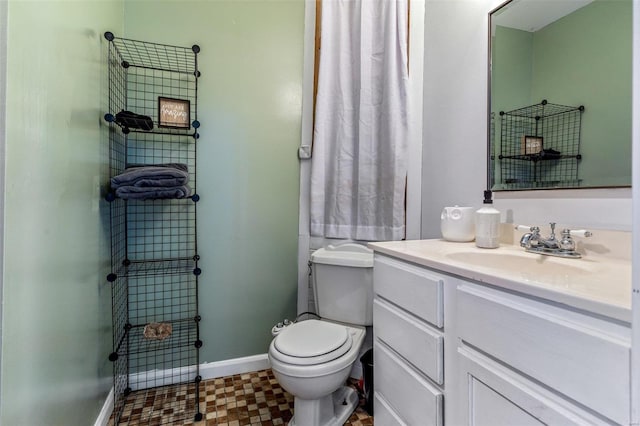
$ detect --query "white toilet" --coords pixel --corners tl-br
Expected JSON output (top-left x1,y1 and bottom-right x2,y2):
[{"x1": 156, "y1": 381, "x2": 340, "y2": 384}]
[{"x1": 268, "y1": 243, "x2": 373, "y2": 426}]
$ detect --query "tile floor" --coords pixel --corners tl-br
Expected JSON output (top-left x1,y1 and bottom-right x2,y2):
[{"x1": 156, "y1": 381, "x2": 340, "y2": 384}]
[{"x1": 111, "y1": 369, "x2": 374, "y2": 425}]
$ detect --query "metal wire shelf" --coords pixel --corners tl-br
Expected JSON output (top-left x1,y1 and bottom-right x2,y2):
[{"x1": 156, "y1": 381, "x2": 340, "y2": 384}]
[
  {"x1": 108, "y1": 258, "x2": 200, "y2": 280},
  {"x1": 104, "y1": 31, "x2": 200, "y2": 75},
  {"x1": 111, "y1": 319, "x2": 201, "y2": 358},
  {"x1": 104, "y1": 31, "x2": 202, "y2": 424},
  {"x1": 497, "y1": 99, "x2": 584, "y2": 190}
]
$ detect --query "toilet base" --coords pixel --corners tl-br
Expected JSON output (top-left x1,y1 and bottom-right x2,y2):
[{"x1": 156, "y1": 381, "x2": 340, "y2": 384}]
[{"x1": 289, "y1": 386, "x2": 359, "y2": 426}]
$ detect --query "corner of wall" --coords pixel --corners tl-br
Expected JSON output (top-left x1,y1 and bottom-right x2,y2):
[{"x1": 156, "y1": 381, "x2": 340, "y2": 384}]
[{"x1": 0, "y1": 0, "x2": 7, "y2": 417}]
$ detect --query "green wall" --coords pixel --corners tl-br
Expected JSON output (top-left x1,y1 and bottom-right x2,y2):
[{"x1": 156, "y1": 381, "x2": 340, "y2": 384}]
[
  {"x1": 491, "y1": 0, "x2": 631, "y2": 188},
  {"x1": 124, "y1": 1, "x2": 302, "y2": 362},
  {"x1": 2, "y1": 1, "x2": 123, "y2": 425},
  {"x1": 491, "y1": 26, "x2": 533, "y2": 186},
  {"x1": 2, "y1": 1, "x2": 302, "y2": 422},
  {"x1": 492, "y1": 26, "x2": 532, "y2": 113}
]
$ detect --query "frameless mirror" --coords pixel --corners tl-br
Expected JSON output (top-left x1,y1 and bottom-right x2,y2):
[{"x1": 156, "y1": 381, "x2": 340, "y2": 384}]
[{"x1": 489, "y1": 0, "x2": 632, "y2": 191}]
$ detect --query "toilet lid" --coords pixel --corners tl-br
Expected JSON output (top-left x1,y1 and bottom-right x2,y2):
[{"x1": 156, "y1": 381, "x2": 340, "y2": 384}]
[{"x1": 273, "y1": 320, "x2": 353, "y2": 366}]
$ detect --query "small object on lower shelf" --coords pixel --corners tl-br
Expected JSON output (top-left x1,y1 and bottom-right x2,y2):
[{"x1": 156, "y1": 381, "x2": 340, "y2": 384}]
[{"x1": 143, "y1": 322, "x2": 173, "y2": 340}]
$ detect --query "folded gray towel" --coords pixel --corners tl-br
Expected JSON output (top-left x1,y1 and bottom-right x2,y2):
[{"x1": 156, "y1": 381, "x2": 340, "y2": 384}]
[
  {"x1": 126, "y1": 163, "x2": 188, "y2": 172},
  {"x1": 111, "y1": 164, "x2": 189, "y2": 189},
  {"x1": 115, "y1": 185, "x2": 192, "y2": 200}
]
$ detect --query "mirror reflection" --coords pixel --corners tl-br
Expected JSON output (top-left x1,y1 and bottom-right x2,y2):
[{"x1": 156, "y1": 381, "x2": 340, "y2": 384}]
[{"x1": 489, "y1": 0, "x2": 631, "y2": 190}]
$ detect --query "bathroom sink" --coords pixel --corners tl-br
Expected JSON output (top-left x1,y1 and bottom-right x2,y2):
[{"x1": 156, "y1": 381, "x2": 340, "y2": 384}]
[{"x1": 445, "y1": 251, "x2": 595, "y2": 276}]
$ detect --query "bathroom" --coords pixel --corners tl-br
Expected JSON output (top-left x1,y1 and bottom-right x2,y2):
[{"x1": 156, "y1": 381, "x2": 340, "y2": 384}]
[{"x1": 0, "y1": 0, "x2": 637, "y2": 425}]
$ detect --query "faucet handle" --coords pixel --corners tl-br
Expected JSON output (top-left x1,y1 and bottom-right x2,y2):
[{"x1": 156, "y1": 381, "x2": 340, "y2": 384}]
[
  {"x1": 562, "y1": 228, "x2": 593, "y2": 238},
  {"x1": 559, "y1": 229, "x2": 575, "y2": 251},
  {"x1": 559, "y1": 228, "x2": 592, "y2": 252},
  {"x1": 515, "y1": 225, "x2": 537, "y2": 232}
]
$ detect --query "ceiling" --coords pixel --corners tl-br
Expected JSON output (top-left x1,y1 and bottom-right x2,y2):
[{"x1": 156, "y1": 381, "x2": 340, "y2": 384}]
[{"x1": 492, "y1": 0, "x2": 594, "y2": 32}]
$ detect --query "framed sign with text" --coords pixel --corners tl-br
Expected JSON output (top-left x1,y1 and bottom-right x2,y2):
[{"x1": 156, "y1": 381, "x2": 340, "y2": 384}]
[
  {"x1": 520, "y1": 135, "x2": 543, "y2": 155},
  {"x1": 158, "y1": 97, "x2": 191, "y2": 129}
]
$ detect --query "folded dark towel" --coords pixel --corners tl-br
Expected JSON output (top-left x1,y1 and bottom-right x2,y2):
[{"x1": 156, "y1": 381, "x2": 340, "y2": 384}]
[
  {"x1": 540, "y1": 148, "x2": 562, "y2": 159},
  {"x1": 126, "y1": 163, "x2": 188, "y2": 172},
  {"x1": 111, "y1": 164, "x2": 189, "y2": 189},
  {"x1": 115, "y1": 185, "x2": 192, "y2": 200},
  {"x1": 115, "y1": 110, "x2": 154, "y2": 131}
]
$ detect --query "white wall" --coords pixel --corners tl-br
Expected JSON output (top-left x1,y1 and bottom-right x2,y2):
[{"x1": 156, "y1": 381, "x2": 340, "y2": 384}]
[
  {"x1": 421, "y1": 0, "x2": 494, "y2": 238},
  {"x1": 421, "y1": 0, "x2": 632, "y2": 236},
  {"x1": 423, "y1": 1, "x2": 637, "y2": 421}
]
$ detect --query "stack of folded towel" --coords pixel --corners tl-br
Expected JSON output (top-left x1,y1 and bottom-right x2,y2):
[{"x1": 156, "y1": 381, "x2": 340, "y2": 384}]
[{"x1": 111, "y1": 163, "x2": 191, "y2": 200}]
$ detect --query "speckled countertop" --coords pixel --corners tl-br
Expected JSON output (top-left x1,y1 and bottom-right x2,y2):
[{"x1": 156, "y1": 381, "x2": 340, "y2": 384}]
[{"x1": 368, "y1": 238, "x2": 632, "y2": 323}]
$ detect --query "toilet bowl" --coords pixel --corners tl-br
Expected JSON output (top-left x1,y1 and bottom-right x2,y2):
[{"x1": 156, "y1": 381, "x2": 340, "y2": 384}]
[{"x1": 268, "y1": 319, "x2": 366, "y2": 426}]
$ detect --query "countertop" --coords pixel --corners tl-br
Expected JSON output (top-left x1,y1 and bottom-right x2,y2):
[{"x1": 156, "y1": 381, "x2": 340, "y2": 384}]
[{"x1": 368, "y1": 239, "x2": 632, "y2": 323}]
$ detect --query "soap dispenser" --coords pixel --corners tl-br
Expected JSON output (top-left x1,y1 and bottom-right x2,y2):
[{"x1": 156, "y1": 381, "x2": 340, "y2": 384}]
[{"x1": 475, "y1": 191, "x2": 500, "y2": 249}]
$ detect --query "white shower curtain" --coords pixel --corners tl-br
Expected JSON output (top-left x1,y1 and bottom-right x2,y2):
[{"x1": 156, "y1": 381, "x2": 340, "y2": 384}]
[{"x1": 310, "y1": 0, "x2": 409, "y2": 241}]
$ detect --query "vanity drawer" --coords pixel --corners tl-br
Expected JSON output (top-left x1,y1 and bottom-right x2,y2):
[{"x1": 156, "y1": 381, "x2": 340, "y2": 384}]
[
  {"x1": 374, "y1": 298, "x2": 444, "y2": 384},
  {"x1": 374, "y1": 254, "x2": 444, "y2": 328},
  {"x1": 374, "y1": 393, "x2": 408, "y2": 426},
  {"x1": 457, "y1": 283, "x2": 631, "y2": 425},
  {"x1": 375, "y1": 340, "x2": 443, "y2": 426}
]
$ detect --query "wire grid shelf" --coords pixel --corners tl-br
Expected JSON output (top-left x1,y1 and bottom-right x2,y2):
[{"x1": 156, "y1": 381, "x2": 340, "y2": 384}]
[
  {"x1": 128, "y1": 341, "x2": 200, "y2": 391},
  {"x1": 489, "y1": 111, "x2": 496, "y2": 189},
  {"x1": 104, "y1": 31, "x2": 202, "y2": 424},
  {"x1": 117, "y1": 382, "x2": 201, "y2": 426},
  {"x1": 106, "y1": 32, "x2": 199, "y2": 137},
  {"x1": 126, "y1": 199, "x2": 197, "y2": 261},
  {"x1": 498, "y1": 100, "x2": 584, "y2": 189},
  {"x1": 109, "y1": 36, "x2": 198, "y2": 76},
  {"x1": 111, "y1": 277, "x2": 130, "y2": 424},
  {"x1": 128, "y1": 274, "x2": 199, "y2": 325}
]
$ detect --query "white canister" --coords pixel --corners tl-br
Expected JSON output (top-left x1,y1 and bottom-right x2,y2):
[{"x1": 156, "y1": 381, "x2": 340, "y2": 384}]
[
  {"x1": 475, "y1": 204, "x2": 501, "y2": 248},
  {"x1": 440, "y1": 206, "x2": 475, "y2": 242}
]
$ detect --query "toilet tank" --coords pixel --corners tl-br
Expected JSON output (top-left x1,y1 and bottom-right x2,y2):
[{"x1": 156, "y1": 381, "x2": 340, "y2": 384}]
[{"x1": 311, "y1": 243, "x2": 374, "y2": 326}]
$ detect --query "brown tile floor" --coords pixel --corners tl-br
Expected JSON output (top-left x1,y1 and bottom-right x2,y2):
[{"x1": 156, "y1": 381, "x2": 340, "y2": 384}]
[{"x1": 112, "y1": 369, "x2": 373, "y2": 425}]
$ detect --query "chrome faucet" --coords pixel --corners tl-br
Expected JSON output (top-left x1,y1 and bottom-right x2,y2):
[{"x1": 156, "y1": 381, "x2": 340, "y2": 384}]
[{"x1": 516, "y1": 223, "x2": 592, "y2": 259}]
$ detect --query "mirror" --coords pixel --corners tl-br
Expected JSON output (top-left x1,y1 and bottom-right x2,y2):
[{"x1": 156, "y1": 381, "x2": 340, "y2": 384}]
[{"x1": 489, "y1": 0, "x2": 632, "y2": 191}]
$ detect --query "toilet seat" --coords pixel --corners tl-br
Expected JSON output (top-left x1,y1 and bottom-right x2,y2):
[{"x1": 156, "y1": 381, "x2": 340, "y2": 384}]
[{"x1": 271, "y1": 320, "x2": 353, "y2": 366}]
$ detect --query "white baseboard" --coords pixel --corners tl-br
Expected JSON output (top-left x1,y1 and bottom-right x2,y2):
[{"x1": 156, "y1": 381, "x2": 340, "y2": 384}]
[
  {"x1": 94, "y1": 354, "x2": 270, "y2": 425},
  {"x1": 129, "y1": 365, "x2": 200, "y2": 391},
  {"x1": 200, "y1": 353, "x2": 270, "y2": 380},
  {"x1": 94, "y1": 386, "x2": 114, "y2": 426}
]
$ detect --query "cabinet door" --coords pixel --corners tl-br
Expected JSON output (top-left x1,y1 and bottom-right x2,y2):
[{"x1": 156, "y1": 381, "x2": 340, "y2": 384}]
[
  {"x1": 457, "y1": 283, "x2": 630, "y2": 424},
  {"x1": 458, "y1": 346, "x2": 613, "y2": 426},
  {"x1": 374, "y1": 393, "x2": 408, "y2": 426},
  {"x1": 469, "y1": 377, "x2": 544, "y2": 426}
]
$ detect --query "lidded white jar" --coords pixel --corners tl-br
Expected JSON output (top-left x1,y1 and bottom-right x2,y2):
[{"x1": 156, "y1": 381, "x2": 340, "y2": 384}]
[
  {"x1": 475, "y1": 197, "x2": 500, "y2": 249},
  {"x1": 440, "y1": 205, "x2": 475, "y2": 242}
]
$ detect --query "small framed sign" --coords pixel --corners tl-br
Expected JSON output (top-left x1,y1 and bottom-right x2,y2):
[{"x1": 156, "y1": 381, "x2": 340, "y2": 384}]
[
  {"x1": 158, "y1": 97, "x2": 191, "y2": 129},
  {"x1": 521, "y1": 135, "x2": 543, "y2": 155}
]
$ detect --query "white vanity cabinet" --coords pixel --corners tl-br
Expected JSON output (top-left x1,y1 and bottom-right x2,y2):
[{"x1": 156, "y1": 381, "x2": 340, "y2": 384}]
[
  {"x1": 372, "y1": 254, "x2": 445, "y2": 426},
  {"x1": 370, "y1": 248, "x2": 632, "y2": 426},
  {"x1": 456, "y1": 283, "x2": 631, "y2": 426}
]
